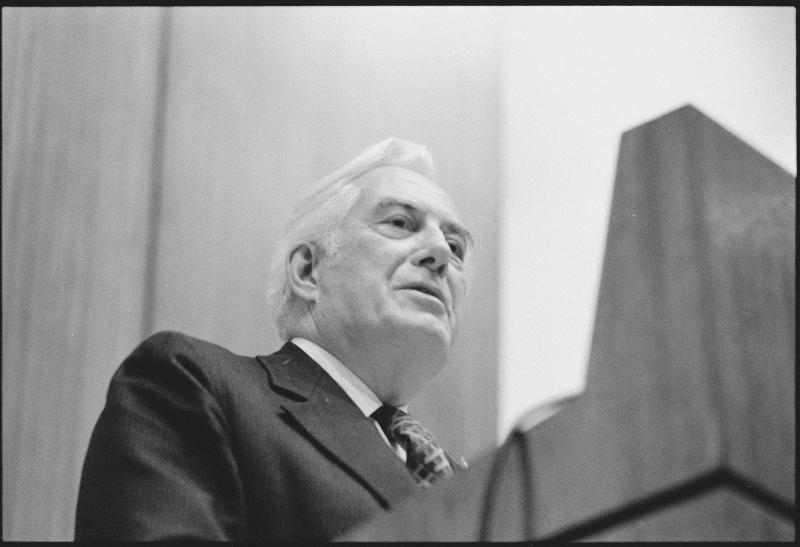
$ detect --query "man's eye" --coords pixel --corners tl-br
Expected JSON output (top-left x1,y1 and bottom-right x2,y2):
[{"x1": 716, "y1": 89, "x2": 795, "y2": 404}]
[
  {"x1": 448, "y1": 240, "x2": 465, "y2": 260},
  {"x1": 387, "y1": 215, "x2": 413, "y2": 230}
]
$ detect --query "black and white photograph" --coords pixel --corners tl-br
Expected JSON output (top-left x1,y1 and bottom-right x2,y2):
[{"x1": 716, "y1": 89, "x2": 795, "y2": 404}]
[{"x1": 2, "y1": 6, "x2": 795, "y2": 541}]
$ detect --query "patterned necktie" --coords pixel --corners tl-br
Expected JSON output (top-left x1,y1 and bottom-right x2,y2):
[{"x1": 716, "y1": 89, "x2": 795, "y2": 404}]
[{"x1": 371, "y1": 405, "x2": 454, "y2": 488}]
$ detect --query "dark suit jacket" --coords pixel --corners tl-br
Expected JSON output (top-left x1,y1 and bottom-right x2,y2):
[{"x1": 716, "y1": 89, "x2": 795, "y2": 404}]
[{"x1": 74, "y1": 331, "x2": 421, "y2": 541}]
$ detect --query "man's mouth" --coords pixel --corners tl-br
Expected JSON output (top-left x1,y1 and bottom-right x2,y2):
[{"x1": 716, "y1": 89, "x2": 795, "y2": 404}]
[{"x1": 402, "y1": 284, "x2": 446, "y2": 307}]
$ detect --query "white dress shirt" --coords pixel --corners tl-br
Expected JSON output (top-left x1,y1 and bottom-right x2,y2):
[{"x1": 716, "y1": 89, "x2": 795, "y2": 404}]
[{"x1": 291, "y1": 337, "x2": 407, "y2": 461}]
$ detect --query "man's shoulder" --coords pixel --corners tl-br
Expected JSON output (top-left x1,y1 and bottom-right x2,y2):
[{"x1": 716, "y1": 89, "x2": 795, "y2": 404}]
[
  {"x1": 136, "y1": 330, "x2": 248, "y2": 361},
  {"x1": 117, "y1": 331, "x2": 330, "y2": 402},
  {"x1": 117, "y1": 330, "x2": 279, "y2": 387}
]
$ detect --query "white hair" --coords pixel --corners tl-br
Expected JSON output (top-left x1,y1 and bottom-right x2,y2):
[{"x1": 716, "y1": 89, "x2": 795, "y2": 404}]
[{"x1": 267, "y1": 137, "x2": 437, "y2": 340}]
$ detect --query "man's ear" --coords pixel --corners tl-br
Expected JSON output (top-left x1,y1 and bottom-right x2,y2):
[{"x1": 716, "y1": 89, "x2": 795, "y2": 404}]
[{"x1": 287, "y1": 243, "x2": 320, "y2": 303}]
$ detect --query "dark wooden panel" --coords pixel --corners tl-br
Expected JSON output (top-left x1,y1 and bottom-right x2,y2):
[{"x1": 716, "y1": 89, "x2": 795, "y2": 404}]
[
  {"x1": 1, "y1": 7, "x2": 165, "y2": 540},
  {"x1": 527, "y1": 104, "x2": 795, "y2": 538},
  {"x1": 150, "y1": 7, "x2": 502, "y2": 461}
]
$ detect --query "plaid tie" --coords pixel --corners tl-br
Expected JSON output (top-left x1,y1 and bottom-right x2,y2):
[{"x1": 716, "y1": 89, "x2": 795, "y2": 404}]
[{"x1": 371, "y1": 405, "x2": 454, "y2": 488}]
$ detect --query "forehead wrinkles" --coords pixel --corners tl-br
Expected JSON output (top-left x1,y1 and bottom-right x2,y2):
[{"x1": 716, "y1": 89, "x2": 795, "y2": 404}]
[{"x1": 353, "y1": 166, "x2": 461, "y2": 223}]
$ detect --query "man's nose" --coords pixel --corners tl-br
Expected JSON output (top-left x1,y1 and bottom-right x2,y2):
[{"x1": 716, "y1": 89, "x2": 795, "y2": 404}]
[{"x1": 411, "y1": 230, "x2": 450, "y2": 276}]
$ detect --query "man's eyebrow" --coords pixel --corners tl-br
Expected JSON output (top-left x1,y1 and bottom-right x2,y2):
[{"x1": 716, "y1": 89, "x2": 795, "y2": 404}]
[{"x1": 374, "y1": 198, "x2": 474, "y2": 248}]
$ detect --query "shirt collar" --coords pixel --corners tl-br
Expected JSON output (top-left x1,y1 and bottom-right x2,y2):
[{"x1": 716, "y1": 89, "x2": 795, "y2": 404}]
[{"x1": 291, "y1": 337, "x2": 408, "y2": 417}]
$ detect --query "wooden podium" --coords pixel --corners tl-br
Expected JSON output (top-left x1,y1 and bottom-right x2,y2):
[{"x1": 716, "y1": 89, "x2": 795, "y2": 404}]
[{"x1": 342, "y1": 105, "x2": 795, "y2": 541}]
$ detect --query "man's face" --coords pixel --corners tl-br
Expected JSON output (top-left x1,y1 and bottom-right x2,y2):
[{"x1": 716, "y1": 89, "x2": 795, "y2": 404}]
[{"x1": 313, "y1": 166, "x2": 470, "y2": 366}]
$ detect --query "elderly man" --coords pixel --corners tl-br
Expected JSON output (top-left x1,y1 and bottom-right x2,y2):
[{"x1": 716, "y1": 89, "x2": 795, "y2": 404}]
[{"x1": 75, "y1": 138, "x2": 473, "y2": 541}]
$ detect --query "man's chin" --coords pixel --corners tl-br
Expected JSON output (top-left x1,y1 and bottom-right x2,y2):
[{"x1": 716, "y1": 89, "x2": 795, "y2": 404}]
[{"x1": 392, "y1": 315, "x2": 452, "y2": 351}]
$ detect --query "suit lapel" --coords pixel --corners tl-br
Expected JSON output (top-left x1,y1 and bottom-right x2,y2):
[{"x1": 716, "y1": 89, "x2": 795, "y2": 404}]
[{"x1": 257, "y1": 343, "x2": 417, "y2": 508}]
